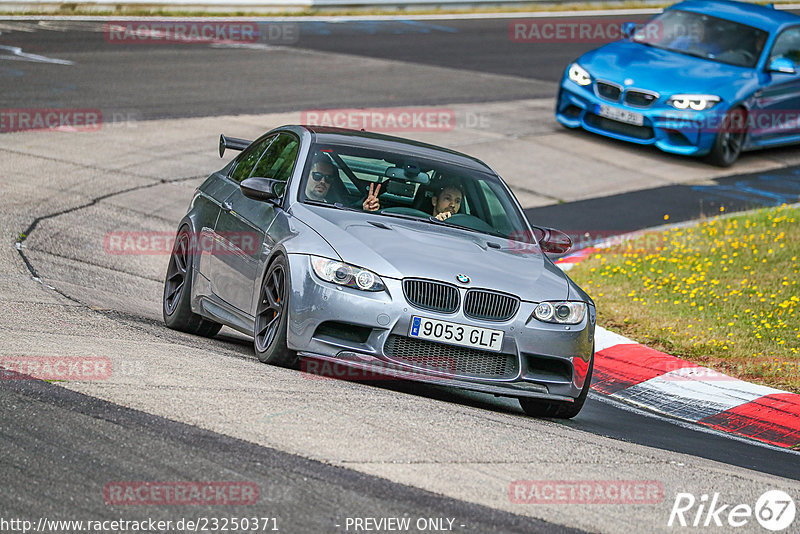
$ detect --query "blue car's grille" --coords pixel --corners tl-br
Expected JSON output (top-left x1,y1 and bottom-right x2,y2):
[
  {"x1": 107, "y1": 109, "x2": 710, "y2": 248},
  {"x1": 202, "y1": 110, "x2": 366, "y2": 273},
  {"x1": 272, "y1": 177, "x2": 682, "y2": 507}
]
[
  {"x1": 403, "y1": 279, "x2": 459, "y2": 314},
  {"x1": 383, "y1": 335, "x2": 518, "y2": 379},
  {"x1": 596, "y1": 81, "x2": 622, "y2": 102},
  {"x1": 625, "y1": 90, "x2": 658, "y2": 108},
  {"x1": 464, "y1": 290, "x2": 519, "y2": 321}
]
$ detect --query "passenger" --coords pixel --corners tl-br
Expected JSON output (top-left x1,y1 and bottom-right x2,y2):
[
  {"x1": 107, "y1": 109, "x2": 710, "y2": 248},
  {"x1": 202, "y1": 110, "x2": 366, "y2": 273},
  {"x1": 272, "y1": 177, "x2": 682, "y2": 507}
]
[
  {"x1": 430, "y1": 182, "x2": 464, "y2": 221},
  {"x1": 361, "y1": 179, "x2": 464, "y2": 221}
]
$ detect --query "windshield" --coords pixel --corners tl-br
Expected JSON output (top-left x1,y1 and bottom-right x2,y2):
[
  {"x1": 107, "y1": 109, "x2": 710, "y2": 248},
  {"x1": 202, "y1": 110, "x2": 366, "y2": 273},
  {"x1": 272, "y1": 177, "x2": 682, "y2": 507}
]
[
  {"x1": 298, "y1": 143, "x2": 531, "y2": 240},
  {"x1": 633, "y1": 10, "x2": 768, "y2": 68}
]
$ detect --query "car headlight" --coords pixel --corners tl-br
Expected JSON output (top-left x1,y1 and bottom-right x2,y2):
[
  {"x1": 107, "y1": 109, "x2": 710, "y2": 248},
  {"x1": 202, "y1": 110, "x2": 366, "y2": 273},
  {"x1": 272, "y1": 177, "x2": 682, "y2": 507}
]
[
  {"x1": 531, "y1": 301, "x2": 587, "y2": 325},
  {"x1": 667, "y1": 94, "x2": 721, "y2": 111},
  {"x1": 310, "y1": 256, "x2": 385, "y2": 292},
  {"x1": 568, "y1": 63, "x2": 592, "y2": 86}
]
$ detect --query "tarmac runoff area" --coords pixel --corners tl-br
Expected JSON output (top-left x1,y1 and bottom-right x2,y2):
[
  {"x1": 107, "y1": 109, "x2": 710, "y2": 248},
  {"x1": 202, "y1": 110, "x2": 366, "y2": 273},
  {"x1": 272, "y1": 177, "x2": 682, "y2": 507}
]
[{"x1": 2, "y1": 100, "x2": 800, "y2": 533}]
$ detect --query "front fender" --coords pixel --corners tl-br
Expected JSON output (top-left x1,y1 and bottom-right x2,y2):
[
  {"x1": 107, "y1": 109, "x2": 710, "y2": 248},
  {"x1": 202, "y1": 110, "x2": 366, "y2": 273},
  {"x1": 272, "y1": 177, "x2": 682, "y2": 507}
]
[{"x1": 250, "y1": 212, "x2": 339, "y2": 316}]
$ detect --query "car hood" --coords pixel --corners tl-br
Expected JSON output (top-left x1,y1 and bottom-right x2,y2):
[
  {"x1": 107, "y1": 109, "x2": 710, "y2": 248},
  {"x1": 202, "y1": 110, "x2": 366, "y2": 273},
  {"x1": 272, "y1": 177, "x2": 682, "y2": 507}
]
[
  {"x1": 291, "y1": 204, "x2": 569, "y2": 302},
  {"x1": 578, "y1": 40, "x2": 757, "y2": 99}
]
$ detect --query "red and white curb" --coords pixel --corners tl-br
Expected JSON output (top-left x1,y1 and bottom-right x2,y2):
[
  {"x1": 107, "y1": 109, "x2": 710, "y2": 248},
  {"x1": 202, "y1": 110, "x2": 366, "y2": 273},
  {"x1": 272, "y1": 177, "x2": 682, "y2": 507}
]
[{"x1": 555, "y1": 246, "x2": 800, "y2": 449}]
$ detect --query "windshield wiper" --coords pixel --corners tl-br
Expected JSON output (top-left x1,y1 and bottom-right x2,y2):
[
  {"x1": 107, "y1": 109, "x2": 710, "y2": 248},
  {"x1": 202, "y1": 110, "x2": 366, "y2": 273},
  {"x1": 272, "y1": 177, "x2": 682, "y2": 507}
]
[
  {"x1": 680, "y1": 49, "x2": 711, "y2": 59},
  {"x1": 303, "y1": 200, "x2": 361, "y2": 212}
]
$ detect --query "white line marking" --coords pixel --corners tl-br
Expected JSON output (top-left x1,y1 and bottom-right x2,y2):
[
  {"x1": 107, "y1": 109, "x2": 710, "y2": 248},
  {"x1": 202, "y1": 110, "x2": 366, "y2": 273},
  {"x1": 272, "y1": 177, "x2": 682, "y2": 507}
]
[
  {"x1": 594, "y1": 325, "x2": 634, "y2": 352},
  {"x1": 613, "y1": 370, "x2": 782, "y2": 422},
  {"x1": 0, "y1": 45, "x2": 74, "y2": 65}
]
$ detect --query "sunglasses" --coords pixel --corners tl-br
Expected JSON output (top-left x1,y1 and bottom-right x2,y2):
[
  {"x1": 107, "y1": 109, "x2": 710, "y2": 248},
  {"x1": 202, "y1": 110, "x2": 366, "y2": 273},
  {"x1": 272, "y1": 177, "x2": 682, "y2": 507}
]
[{"x1": 311, "y1": 171, "x2": 335, "y2": 183}]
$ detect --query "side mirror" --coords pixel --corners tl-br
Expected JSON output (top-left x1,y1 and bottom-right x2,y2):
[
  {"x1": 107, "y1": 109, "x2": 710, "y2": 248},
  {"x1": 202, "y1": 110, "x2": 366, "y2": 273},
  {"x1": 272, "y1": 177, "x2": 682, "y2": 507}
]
[
  {"x1": 533, "y1": 226, "x2": 573, "y2": 255},
  {"x1": 240, "y1": 177, "x2": 282, "y2": 203},
  {"x1": 621, "y1": 22, "x2": 637, "y2": 39},
  {"x1": 768, "y1": 57, "x2": 797, "y2": 74}
]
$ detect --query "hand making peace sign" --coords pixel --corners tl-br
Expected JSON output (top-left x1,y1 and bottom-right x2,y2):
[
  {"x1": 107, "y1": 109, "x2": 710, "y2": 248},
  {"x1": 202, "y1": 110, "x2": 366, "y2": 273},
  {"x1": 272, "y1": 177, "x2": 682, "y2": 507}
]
[{"x1": 362, "y1": 182, "x2": 382, "y2": 212}]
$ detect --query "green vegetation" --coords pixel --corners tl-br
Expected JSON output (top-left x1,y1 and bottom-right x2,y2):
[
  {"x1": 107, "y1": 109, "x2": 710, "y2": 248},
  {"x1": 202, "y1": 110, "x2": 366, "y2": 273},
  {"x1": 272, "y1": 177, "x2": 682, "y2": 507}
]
[{"x1": 569, "y1": 205, "x2": 800, "y2": 392}]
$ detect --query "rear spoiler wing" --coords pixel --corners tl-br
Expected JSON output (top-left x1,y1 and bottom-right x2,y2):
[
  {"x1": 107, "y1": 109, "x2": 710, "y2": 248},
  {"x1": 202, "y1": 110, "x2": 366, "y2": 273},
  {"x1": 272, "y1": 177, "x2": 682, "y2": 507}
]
[{"x1": 219, "y1": 134, "x2": 252, "y2": 158}]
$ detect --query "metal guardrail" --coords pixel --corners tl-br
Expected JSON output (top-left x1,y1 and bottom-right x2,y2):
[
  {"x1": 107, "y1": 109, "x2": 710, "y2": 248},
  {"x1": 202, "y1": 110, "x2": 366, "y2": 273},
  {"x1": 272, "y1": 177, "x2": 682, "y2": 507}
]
[{"x1": 0, "y1": 0, "x2": 634, "y2": 14}]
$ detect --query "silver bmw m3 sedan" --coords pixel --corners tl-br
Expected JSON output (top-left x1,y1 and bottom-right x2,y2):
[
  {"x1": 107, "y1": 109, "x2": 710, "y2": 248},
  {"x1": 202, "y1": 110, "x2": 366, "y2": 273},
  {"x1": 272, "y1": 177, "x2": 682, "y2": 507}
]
[{"x1": 163, "y1": 125, "x2": 596, "y2": 418}]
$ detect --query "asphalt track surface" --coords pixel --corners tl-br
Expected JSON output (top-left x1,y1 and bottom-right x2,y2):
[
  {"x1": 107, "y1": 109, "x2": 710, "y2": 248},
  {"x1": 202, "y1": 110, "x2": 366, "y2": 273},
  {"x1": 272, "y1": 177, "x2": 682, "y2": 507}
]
[
  {"x1": 2, "y1": 14, "x2": 800, "y2": 533},
  {"x1": 0, "y1": 378, "x2": 573, "y2": 534}
]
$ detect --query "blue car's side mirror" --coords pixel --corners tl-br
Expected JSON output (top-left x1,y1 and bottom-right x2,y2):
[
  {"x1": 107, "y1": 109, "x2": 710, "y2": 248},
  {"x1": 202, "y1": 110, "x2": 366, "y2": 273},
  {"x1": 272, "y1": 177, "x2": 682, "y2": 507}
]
[
  {"x1": 621, "y1": 22, "x2": 637, "y2": 39},
  {"x1": 768, "y1": 57, "x2": 797, "y2": 75}
]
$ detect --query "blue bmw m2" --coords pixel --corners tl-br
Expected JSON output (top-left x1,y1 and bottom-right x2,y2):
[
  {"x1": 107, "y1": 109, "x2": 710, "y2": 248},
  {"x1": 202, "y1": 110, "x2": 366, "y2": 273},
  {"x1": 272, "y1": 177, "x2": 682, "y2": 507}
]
[{"x1": 556, "y1": 0, "x2": 800, "y2": 166}]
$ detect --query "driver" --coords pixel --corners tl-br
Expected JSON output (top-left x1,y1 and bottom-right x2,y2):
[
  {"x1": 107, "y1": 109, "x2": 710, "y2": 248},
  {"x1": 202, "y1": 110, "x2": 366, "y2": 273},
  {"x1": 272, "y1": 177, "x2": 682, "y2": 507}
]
[
  {"x1": 668, "y1": 19, "x2": 721, "y2": 56},
  {"x1": 304, "y1": 155, "x2": 338, "y2": 203}
]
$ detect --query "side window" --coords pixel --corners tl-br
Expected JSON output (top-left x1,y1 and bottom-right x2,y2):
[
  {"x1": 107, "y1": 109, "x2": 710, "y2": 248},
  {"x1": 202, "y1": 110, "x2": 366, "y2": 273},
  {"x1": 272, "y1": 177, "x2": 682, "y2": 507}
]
[
  {"x1": 230, "y1": 136, "x2": 275, "y2": 183},
  {"x1": 770, "y1": 26, "x2": 800, "y2": 64},
  {"x1": 251, "y1": 133, "x2": 300, "y2": 183}
]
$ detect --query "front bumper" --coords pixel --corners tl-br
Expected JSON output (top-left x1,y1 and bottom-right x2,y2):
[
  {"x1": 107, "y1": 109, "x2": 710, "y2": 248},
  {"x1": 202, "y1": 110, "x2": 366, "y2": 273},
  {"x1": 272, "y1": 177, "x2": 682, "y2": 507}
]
[
  {"x1": 285, "y1": 254, "x2": 595, "y2": 402},
  {"x1": 556, "y1": 78, "x2": 726, "y2": 157}
]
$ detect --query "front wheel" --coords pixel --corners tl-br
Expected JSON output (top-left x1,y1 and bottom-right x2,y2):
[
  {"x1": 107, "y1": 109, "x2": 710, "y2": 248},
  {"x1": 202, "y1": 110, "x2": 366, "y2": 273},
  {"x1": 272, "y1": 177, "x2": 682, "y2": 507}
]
[
  {"x1": 519, "y1": 355, "x2": 593, "y2": 419},
  {"x1": 163, "y1": 226, "x2": 222, "y2": 337},
  {"x1": 254, "y1": 255, "x2": 297, "y2": 368},
  {"x1": 706, "y1": 107, "x2": 746, "y2": 167}
]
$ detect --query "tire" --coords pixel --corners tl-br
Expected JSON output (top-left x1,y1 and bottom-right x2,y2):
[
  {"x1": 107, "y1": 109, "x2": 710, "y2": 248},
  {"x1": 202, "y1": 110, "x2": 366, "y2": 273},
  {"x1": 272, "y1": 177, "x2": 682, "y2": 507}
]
[
  {"x1": 706, "y1": 107, "x2": 747, "y2": 167},
  {"x1": 163, "y1": 226, "x2": 222, "y2": 337},
  {"x1": 519, "y1": 354, "x2": 593, "y2": 419},
  {"x1": 253, "y1": 255, "x2": 298, "y2": 368}
]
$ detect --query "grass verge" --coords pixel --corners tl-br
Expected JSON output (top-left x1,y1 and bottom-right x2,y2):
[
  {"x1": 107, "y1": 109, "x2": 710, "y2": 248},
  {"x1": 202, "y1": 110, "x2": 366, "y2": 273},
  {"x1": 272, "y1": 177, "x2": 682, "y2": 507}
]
[{"x1": 567, "y1": 204, "x2": 800, "y2": 393}]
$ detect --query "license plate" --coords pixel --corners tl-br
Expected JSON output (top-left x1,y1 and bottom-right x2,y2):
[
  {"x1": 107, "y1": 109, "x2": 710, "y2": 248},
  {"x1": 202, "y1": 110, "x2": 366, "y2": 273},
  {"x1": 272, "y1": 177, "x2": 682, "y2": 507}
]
[
  {"x1": 597, "y1": 104, "x2": 645, "y2": 126},
  {"x1": 408, "y1": 316, "x2": 504, "y2": 352}
]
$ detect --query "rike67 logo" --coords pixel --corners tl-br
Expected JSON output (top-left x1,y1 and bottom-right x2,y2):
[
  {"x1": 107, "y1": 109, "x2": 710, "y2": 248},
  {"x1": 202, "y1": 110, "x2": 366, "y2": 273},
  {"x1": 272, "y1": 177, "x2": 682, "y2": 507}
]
[{"x1": 669, "y1": 490, "x2": 796, "y2": 531}]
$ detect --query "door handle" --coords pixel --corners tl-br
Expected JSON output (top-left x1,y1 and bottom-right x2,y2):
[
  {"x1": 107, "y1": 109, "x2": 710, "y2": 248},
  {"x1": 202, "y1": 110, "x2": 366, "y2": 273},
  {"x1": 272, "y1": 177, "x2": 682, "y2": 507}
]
[{"x1": 221, "y1": 201, "x2": 233, "y2": 212}]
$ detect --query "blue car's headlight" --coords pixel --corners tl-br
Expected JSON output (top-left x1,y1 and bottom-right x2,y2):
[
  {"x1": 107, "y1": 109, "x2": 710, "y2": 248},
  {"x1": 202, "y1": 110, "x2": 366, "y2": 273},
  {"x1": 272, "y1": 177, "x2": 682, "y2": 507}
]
[
  {"x1": 667, "y1": 94, "x2": 721, "y2": 111},
  {"x1": 310, "y1": 256, "x2": 385, "y2": 292},
  {"x1": 568, "y1": 63, "x2": 592, "y2": 86},
  {"x1": 531, "y1": 301, "x2": 587, "y2": 325}
]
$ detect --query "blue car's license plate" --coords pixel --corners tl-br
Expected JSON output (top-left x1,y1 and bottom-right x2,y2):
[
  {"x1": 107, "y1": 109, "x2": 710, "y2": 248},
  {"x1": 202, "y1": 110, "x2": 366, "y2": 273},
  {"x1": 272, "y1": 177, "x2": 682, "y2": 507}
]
[
  {"x1": 409, "y1": 316, "x2": 504, "y2": 352},
  {"x1": 596, "y1": 104, "x2": 645, "y2": 126}
]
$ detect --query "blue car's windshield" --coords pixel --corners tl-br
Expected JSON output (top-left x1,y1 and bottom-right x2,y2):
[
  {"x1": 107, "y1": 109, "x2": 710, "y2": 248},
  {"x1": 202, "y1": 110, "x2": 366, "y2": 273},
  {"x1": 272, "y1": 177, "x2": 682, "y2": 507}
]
[
  {"x1": 298, "y1": 143, "x2": 531, "y2": 241},
  {"x1": 633, "y1": 9, "x2": 768, "y2": 68}
]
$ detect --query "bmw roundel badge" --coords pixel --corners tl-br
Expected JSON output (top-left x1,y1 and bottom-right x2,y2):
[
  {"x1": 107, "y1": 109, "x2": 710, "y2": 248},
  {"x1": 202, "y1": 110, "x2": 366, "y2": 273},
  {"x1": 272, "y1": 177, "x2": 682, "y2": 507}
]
[{"x1": 456, "y1": 274, "x2": 470, "y2": 284}]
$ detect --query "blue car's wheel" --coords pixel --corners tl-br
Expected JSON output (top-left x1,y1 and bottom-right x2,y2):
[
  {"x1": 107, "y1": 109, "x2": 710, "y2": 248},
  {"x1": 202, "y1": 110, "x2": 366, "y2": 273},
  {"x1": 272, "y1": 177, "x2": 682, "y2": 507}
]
[
  {"x1": 707, "y1": 107, "x2": 746, "y2": 167},
  {"x1": 254, "y1": 255, "x2": 297, "y2": 367}
]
